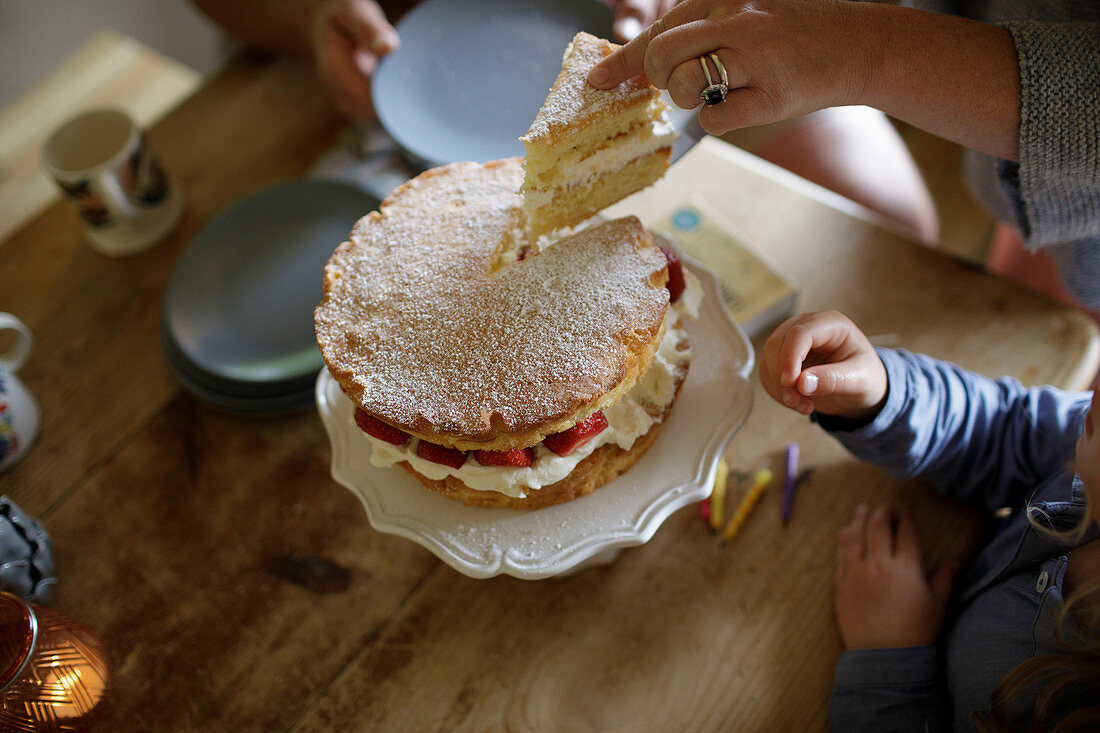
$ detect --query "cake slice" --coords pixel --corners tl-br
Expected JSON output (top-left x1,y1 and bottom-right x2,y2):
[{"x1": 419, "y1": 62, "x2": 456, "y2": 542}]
[{"x1": 520, "y1": 32, "x2": 676, "y2": 239}]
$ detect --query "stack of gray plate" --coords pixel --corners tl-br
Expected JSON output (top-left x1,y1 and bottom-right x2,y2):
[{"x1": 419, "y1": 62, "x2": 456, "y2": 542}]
[{"x1": 162, "y1": 179, "x2": 379, "y2": 415}]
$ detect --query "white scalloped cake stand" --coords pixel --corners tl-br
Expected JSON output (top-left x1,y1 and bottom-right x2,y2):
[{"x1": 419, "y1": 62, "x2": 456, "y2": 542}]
[{"x1": 316, "y1": 255, "x2": 754, "y2": 579}]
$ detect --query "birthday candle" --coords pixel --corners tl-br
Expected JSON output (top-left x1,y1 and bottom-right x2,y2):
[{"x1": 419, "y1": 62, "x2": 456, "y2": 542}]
[
  {"x1": 709, "y1": 458, "x2": 730, "y2": 531},
  {"x1": 723, "y1": 468, "x2": 772, "y2": 541},
  {"x1": 782, "y1": 442, "x2": 799, "y2": 525}
]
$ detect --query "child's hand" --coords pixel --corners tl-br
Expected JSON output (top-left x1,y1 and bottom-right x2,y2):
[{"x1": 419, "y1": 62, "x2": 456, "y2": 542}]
[
  {"x1": 835, "y1": 504, "x2": 957, "y2": 650},
  {"x1": 760, "y1": 311, "x2": 887, "y2": 421}
]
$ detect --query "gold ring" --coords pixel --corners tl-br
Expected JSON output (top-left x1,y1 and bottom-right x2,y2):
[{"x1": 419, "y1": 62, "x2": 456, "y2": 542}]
[{"x1": 700, "y1": 53, "x2": 728, "y2": 106}]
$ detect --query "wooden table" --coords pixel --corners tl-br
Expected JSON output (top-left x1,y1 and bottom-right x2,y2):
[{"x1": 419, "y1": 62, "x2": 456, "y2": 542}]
[{"x1": 1, "y1": 55, "x2": 1097, "y2": 732}]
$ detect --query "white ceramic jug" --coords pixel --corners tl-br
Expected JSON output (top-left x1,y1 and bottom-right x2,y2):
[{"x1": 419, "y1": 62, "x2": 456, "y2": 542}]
[{"x1": 0, "y1": 314, "x2": 39, "y2": 473}]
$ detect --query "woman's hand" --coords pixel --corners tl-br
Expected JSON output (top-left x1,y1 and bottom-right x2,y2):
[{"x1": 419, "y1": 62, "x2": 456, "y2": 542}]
[
  {"x1": 835, "y1": 504, "x2": 958, "y2": 649},
  {"x1": 311, "y1": 0, "x2": 400, "y2": 119},
  {"x1": 586, "y1": 0, "x2": 1020, "y2": 158},
  {"x1": 588, "y1": 0, "x2": 866, "y2": 135},
  {"x1": 759, "y1": 310, "x2": 887, "y2": 421}
]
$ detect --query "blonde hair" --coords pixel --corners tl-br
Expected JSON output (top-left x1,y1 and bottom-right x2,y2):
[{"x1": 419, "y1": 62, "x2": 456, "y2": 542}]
[{"x1": 974, "y1": 485, "x2": 1100, "y2": 732}]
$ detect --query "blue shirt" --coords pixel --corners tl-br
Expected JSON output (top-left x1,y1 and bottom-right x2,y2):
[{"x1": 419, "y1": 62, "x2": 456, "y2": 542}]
[{"x1": 822, "y1": 348, "x2": 1098, "y2": 731}]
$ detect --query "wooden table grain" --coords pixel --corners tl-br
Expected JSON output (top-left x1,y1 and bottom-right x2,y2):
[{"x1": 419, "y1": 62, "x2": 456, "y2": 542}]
[{"x1": 1, "y1": 55, "x2": 1097, "y2": 732}]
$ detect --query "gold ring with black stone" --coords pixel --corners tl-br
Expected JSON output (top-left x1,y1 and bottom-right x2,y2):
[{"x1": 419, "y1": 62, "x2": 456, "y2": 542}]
[{"x1": 700, "y1": 53, "x2": 728, "y2": 106}]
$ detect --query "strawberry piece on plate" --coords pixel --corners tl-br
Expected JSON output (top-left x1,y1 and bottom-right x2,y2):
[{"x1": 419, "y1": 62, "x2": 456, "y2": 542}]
[
  {"x1": 416, "y1": 440, "x2": 468, "y2": 469},
  {"x1": 659, "y1": 245, "x2": 685, "y2": 303},
  {"x1": 474, "y1": 447, "x2": 535, "y2": 468},
  {"x1": 543, "y1": 412, "x2": 609, "y2": 456},
  {"x1": 355, "y1": 409, "x2": 410, "y2": 446}
]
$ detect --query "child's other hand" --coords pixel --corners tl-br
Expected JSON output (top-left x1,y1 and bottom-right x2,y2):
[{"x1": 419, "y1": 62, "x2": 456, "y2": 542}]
[
  {"x1": 760, "y1": 310, "x2": 887, "y2": 421},
  {"x1": 835, "y1": 504, "x2": 957, "y2": 650}
]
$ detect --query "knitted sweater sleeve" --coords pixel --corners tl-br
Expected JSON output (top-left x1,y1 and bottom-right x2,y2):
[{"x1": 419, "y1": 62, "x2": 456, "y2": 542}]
[{"x1": 1002, "y1": 20, "x2": 1100, "y2": 247}]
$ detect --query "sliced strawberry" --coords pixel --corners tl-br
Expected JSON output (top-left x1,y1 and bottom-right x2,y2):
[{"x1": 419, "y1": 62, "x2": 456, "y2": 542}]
[
  {"x1": 416, "y1": 440, "x2": 468, "y2": 469},
  {"x1": 474, "y1": 447, "x2": 535, "y2": 468},
  {"x1": 659, "y1": 245, "x2": 685, "y2": 303},
  {"x1": 543, "y1": 411, "x2": 609, "y2": 456},
  {"x1": 355, "y1": 409, "x2": 410, "y2": 446}
]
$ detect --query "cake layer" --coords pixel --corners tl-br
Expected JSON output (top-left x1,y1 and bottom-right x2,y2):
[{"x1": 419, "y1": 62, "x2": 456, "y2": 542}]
[
  {"x1": 401, "y1": 406, "x2": 672, "y2": 510},
  {"x1": 523, "y1": 110, "x2": 676, "y2": 190},
  {"x1": 524, "y1": 149, "x2": 671, "y2": 238},
  {"x1": 523, "y1": 96, "x2": 668, "y2": 175}
]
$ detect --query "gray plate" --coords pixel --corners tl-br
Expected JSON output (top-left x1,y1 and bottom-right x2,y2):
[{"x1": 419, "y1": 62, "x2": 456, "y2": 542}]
[
  {"x1": 372, "y1": 0, "x2": 615, "y2": 168},
  {"x1": 163, "y1": 179, "x2": 379, "y2": 406}
]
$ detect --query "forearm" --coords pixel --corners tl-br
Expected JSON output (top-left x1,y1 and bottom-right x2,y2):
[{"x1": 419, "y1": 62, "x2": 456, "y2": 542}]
[
  {"x1": 845, "y1": 3, "x2": 1020, "y2": 161},
  {"x1": 192, "y1": 0, "x2": 320, "y2": 56},
  {"x1": 830, "y1": 647, "x2": 949, "y2": 732},
  {"x1": 818, "y1": 349, "x2": 1087, "y2": 511}
]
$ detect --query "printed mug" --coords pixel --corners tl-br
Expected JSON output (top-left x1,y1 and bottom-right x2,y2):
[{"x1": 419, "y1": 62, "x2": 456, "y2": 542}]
[
  {"x1": 0, "y1": 314, "x2": 39, "y2": 473},
  {"x1": 41, "y1": 108, "x2": 184, "y2": 256}
]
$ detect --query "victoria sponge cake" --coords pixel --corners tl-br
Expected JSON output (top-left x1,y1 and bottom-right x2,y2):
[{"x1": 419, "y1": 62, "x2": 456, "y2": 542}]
[{"x1": 315, "y1": 158, "x2": 701, "y2": 509}]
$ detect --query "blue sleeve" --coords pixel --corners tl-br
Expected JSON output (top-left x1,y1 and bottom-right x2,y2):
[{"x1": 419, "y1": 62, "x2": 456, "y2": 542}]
[
  {"x1": 830, "y1": 647, "x2": 948, "y2": 733},
  {"x1": 816, "y1": 349, "x2": 1089, "y2": 512}
]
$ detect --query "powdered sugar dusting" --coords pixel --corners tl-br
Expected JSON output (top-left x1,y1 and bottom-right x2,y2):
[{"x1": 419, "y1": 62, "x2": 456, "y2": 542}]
[
  {"x1": 315, "y1": 158, "x2": 669, "y2": 443},
  {"x1": 522, "y1": 32, "x2": 658, "y2": 144}
]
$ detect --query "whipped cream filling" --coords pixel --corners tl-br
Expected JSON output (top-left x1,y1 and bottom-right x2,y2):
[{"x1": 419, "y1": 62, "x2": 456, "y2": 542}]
[
  {"x1": 523, "y1": 111, "x2": 677, "y2": 208},
  {"x1": 358, "y1": 269, "x2": 702, "y2": 498}
]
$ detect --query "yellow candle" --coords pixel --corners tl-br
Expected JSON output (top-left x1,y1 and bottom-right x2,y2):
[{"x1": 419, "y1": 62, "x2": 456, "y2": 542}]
[
  {"x1": 723, "y1": 468, "x2": 772, "y2": 541},
  {"x1": 709, "y1": 458, "x2": 730, "y2": 531}
]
